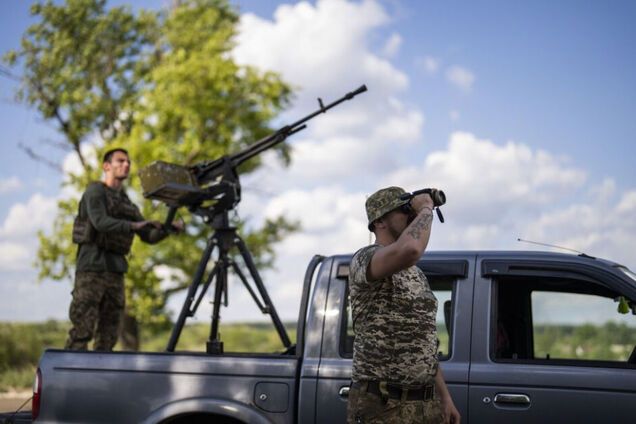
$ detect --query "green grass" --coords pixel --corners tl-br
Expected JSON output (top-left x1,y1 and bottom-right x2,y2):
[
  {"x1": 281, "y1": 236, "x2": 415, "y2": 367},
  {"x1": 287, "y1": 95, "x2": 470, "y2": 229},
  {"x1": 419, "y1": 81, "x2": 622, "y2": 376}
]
[
  {"x1": 140, "y1": 322, "x2": 297, "y2": 353},
  {"x1": 0, "y1": 367, "x2": 36, "y2": 392},
  {"x1": 0, "y1": 320, "x2": 633, "y2": 392},
  {"x1": 0, "y1": 321, "x2": 297, "y2": 392},
  {"x1": 0, "y1": 320, "x2": 70, "y2": 392},
  {"x1": 534, "y1": 322, "x2": 636, "y2": 361}
]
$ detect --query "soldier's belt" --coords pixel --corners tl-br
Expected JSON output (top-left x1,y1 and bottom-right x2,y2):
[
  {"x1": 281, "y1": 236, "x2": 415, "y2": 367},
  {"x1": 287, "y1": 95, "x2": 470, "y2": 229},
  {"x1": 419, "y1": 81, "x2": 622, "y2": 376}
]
[{"x1": 354, "y1": 380, "x2": 436, "y2": 401}]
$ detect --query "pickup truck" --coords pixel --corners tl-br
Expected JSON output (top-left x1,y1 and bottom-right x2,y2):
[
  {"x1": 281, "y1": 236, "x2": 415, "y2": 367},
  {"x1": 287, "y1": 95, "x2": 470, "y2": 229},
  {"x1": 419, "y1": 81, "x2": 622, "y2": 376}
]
[{"x1": 28, "y1": 250, "x2": 636, "y2": 423}]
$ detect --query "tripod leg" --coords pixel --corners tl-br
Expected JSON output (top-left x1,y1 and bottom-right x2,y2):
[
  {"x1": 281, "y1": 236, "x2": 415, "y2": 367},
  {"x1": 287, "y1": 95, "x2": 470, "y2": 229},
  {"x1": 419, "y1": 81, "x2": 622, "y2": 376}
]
[
  {"x1": 207, "y1": 258, "x2": 227, "y2": 354},
  {"x1": 234, "y1": 236, "x2": 292, "y2": 349},
  {"x1": 229, "y1": 260, "x2": 266, "y2": 311},
  {"x1": 166, "y1": 237, "x2": 217, "y2": 352}
]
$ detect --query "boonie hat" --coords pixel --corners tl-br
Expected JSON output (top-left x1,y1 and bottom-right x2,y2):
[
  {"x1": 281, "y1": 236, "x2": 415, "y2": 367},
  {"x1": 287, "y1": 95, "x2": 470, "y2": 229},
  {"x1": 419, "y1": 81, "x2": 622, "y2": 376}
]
[{"x1": 365, "y1": 186, "x2": 410, "y2": 228}]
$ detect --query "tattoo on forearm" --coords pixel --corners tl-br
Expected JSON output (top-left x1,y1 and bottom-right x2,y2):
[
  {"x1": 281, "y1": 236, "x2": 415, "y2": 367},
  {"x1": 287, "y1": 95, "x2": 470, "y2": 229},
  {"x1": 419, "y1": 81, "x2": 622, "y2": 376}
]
[{"x1": 406, "y1": 211, "x2": 433, "y2": 239}]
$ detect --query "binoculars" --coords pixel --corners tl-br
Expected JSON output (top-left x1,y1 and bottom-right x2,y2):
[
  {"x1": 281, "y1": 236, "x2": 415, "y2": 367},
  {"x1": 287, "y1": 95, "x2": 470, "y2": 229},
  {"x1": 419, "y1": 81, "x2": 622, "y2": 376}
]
[
  {"x1": 399, "y1": 188, "x2": 446, "y2": 223},
  {"x1": 399, "y1": 188, "x2": 446, "y2": 207}
]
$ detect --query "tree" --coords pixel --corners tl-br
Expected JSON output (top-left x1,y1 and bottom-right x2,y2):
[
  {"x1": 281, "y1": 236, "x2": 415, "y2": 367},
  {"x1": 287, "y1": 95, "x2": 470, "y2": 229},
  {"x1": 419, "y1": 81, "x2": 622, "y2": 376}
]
[{"x1": 4, "y1": 0, "x2": 297, "y2": 349}]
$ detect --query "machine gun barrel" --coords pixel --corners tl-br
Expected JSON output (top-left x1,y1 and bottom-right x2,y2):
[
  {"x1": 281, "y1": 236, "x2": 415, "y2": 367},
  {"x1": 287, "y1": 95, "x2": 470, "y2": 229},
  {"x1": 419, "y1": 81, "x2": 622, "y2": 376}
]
[{"x1": 193, "y1": 85, "x2": 367, "y2": 184}]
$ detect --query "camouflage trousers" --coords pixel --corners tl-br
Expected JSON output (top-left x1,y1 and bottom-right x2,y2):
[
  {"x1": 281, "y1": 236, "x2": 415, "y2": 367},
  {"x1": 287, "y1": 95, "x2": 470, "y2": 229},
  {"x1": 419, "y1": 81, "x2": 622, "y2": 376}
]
[
  {"x1": 65, "y1": 271, "x2": 125, "y2": 351},
  {"x1": 347, "y1": 383, "x2": 444, "y2": 424}
]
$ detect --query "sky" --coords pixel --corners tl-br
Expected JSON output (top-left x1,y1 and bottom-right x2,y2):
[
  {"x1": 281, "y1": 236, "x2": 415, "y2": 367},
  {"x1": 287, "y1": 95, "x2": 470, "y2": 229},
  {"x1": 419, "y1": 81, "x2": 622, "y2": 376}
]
[{"x1": 0, "y1": 0, "x2": 635, "y2": 327}]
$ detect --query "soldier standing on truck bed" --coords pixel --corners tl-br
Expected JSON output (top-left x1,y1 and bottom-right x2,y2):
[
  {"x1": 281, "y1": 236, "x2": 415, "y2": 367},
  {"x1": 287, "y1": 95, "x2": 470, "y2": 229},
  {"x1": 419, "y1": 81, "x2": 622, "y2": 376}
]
[
  {"x1": 347, "y1": 186, "x2": 461, "y2": 424},
  {"x1": 66, "y1": 148, "x2": 183, "y2": 351}
]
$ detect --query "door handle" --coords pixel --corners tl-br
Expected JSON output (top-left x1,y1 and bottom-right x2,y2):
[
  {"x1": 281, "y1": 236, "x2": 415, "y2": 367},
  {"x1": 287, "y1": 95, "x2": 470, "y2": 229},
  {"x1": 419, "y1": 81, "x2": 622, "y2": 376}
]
[
  {"x1": 339, "y1": 386, "x2": 350, "y2": 398},
  {"x1": 494, "y1": 393, "x2": 531, "y2": 405}
]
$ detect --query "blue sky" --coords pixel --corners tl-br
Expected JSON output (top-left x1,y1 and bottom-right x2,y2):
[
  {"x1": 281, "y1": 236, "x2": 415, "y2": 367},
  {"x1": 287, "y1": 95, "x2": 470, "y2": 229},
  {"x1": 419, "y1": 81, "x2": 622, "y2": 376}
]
[{"x1": 0, "y1": 0, "x2": 635, "y2": 323}]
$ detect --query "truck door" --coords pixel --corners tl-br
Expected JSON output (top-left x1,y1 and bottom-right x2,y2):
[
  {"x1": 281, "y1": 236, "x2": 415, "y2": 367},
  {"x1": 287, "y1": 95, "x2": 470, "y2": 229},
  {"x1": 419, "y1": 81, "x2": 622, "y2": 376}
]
[
  {"x1": 469, "y1": 254, "x2": 636, "y2": 424},
  {"x1": 313, "y1": 253, "x2": 474, "y2": 424}
]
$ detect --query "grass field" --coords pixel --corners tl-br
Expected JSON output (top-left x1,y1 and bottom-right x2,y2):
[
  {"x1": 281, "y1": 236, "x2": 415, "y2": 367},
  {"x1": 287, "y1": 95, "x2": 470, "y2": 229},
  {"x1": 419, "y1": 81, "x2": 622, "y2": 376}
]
[
  {"x1": 0, "y1": 321, "x2": 297, "y2": 392},
  {"x1": 0, "y1": 320, "x2": 633, "y2": 392}
]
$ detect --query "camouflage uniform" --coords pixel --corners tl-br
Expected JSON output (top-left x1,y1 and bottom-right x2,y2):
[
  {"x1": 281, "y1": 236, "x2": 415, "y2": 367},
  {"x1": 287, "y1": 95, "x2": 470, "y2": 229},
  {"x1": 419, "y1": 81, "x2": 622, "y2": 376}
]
[
  {"x1": 66, "y1": 182, "x2": 168, "y2": 351},
  {"x1": 347, "y1": 383, "x2": 444, "y2": 424},
  {"x1": 66, "y1": 272, "x2": 124, "y2": 351},
  {"x1": 347, "y1": 187, "x2": 443, "y2": 423}
]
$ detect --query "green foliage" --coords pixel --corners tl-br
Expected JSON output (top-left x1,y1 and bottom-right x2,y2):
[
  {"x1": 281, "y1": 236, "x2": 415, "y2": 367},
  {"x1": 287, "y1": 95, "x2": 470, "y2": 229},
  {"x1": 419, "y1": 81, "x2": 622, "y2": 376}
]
[
  {"x1": 437, "y1": 324, "x2": 449, "y2": 356},
  {"x1": 618, "y1": 296, "x2": 630, "y2": 314},
  {"x1": 534, "y1": 322, "x2": 636, "y2": 361},
  {"x1": 4, "y1": 0, "x2": 297, "y2": 334},
  {"x1": 142, "y1": 322, "x2": 297, "y2": 353},
  {"x1": 0, "y1": 321, "x2": 69, "y2": 392},
  {"x1": 36, "y1": 198, "x2": 77, "y2": 280},
  {"x1": 4, "y1": 0, "x2": 157, "y2": 155},
  {"x1": 0, "y1": 320, "x2": 634, "y2": 391},
  {"x1": 0, "y1": 321, "x2": 68, "y2": 373},
  {"x1": 0, "y1": 367, "x2": 37, "y2": 393},
  {"x1": 0, "y1": 321, "x2": 295, "y2": 391}
]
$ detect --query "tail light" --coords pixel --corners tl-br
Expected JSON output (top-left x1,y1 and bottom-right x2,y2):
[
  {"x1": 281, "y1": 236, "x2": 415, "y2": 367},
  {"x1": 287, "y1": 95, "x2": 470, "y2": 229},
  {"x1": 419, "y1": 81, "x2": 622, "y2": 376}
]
[{"x1": 32, "y1": 368, "x2": 42, "y2": 421}]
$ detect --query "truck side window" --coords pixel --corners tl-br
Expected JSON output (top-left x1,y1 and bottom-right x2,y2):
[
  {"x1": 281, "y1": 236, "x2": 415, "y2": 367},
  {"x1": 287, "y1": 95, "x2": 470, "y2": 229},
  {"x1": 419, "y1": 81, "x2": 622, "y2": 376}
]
[
  {"x1": 493, "y1": 276, "x2": 636, "y2": 367},
  {"x1": 340, "y1": 276, "x2": 456, "y2": 360},
  {"x1": 431, "y1": 277, "x2": 454, "y2": 360}
]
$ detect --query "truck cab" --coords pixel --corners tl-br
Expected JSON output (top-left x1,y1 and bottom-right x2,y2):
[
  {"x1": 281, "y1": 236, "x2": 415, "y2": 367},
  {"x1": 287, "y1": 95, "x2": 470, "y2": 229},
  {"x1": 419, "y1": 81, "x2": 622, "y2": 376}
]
[{"x1": 311, "y1": 251, "x2": 636, "y2": 423}]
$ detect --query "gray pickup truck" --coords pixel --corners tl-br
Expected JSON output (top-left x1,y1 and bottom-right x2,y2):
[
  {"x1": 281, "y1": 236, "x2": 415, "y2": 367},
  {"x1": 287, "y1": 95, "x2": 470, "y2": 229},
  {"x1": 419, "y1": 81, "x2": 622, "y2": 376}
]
[{"x1": 28, "y1": 250, "x2": 636, "y2": 423}]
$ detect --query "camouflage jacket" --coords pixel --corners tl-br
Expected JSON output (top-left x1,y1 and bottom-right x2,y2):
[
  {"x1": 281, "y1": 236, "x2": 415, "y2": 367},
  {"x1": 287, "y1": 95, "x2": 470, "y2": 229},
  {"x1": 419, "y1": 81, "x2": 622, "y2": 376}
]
[
  {"x1": 349, "y1": 244, "x2": 439, "y2": 385},
  {"x1": 75, "y1": 182, "x2": 168, "y2": 274}
]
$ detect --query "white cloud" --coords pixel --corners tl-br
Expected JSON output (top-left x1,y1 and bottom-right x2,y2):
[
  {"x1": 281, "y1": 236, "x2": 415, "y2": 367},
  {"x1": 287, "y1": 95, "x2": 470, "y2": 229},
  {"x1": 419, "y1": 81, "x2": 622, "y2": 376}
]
[
  {"x1": 62, "y1": 142, "x2": 99, "y2": 177},
  {"x1": 0, "y1": 192, "x2": 59, "y2": 277},
  {"x1": 371, "y1": 107, "x2": 424, "y2": 144},
  {"x1": 373, "y1": 131, "x2": 604, "y2": 253},
  {"x1": 233, "y1": 0, "x2": 423, "y2": 191},
  {"x1": 417, "y1": 55, "x2": 440, "y2": 74},
  {"x1": 234, "y1": 0, "x2": 404, "y2": 95},
  {"x1": 0, "y1": 242, "x2": 31, "y2": 271},
  {"x1": 382, "y1": 32, "x2": 402, "y2": 57},
  {"x1": 385, "y1": 132, "x2": 586, "y2": 216},
  {"x1": 0, "y1": 193, "x2": 58, "y2": 239},
  {"x1": 523, "y1": 189, "x2": 636, "y2": 265},
  {"x1": 0, "y1": 176, "x2": 22, "y2": 194},
  {"x1": 616, "y1": 190, "x2": 636, "y2": 214},
  {"x1": 370, "y1": 131, "x2": 635, "y2": 270},
  {"x1": 445, "y1": 65, "x2": 475, "y2": 91}
]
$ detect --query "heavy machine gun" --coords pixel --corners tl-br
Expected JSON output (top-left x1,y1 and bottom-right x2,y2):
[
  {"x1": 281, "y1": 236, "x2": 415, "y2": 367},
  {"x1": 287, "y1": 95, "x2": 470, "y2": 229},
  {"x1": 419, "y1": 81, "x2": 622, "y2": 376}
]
[{"x1": 139, "y1": 85, "x2": 367, "y2": 354}]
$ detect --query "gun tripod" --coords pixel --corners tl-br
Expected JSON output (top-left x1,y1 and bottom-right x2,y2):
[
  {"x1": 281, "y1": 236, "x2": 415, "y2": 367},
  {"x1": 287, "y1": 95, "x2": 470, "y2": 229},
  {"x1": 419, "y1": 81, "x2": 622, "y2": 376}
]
[
  {"x1": 166, "y1": 209, "x2": 291, "y2": 354},
  {"x1": 146, "y1": 85, "x2": 368, "y2": 353}
]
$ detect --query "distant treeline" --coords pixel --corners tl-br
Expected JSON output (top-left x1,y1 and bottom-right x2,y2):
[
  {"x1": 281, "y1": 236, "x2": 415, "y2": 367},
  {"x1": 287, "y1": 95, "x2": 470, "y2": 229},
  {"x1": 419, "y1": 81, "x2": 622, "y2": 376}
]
[
  {"x1": 534, "y1": 322, "x2": 636, "y2": 361},
  {"x1": 0, "y1": 320, "x2": 633, "y2": 392}
]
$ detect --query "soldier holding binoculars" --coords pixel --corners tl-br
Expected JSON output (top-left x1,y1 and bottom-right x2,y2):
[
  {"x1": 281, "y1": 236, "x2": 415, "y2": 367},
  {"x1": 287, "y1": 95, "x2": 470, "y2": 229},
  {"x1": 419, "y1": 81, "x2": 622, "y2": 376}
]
[{"x1": 347, "y1": 186, "x2": 460, "y2": 424}]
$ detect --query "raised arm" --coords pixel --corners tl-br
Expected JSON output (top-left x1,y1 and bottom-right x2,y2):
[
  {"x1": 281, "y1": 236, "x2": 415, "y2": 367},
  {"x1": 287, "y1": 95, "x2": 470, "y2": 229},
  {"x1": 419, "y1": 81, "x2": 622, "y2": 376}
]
[{"x1": 367, "y1": 193, "x2": 435, "y2": 281}]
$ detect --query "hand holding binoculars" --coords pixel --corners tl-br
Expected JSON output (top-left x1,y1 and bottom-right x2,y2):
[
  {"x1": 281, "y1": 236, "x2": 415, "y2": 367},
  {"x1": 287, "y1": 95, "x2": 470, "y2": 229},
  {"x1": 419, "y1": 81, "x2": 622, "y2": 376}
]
[{"x1": 400, "y1": 188, "x2": 446, "y2": 223}]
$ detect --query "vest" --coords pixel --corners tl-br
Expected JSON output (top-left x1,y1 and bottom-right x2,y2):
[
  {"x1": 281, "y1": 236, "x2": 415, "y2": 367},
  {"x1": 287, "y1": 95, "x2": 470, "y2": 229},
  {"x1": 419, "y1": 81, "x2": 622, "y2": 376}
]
[{"x1": 72, "y1": 182, "x2": 140, "y2": 255}]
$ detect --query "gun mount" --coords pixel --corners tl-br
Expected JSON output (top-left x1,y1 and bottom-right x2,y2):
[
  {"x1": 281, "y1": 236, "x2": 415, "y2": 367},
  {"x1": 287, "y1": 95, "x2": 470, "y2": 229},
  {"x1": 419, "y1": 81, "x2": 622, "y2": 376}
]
[{"x1": 139, "y1": 85, "x2": 368, "y2": 354}]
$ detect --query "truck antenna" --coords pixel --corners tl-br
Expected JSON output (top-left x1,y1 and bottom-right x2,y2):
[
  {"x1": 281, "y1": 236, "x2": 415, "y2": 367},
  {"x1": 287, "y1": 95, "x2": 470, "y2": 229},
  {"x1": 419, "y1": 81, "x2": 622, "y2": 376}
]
[{"x1": 517, "y1": 238, "x2": 594, "y2": 258}]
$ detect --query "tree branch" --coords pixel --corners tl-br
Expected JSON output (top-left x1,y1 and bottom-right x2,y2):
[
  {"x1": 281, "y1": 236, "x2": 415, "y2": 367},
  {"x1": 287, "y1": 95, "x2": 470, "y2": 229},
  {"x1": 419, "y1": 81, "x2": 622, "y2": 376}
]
[
  {"x1": 0, "y1": 65, "x2": 20, "y2": 82},
  {"x1": 18, "y1": 143, "x2": 63, "y2": 173},
  {"x1": 31, "y1": 80, "x2": 88, "y2": 170}
]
